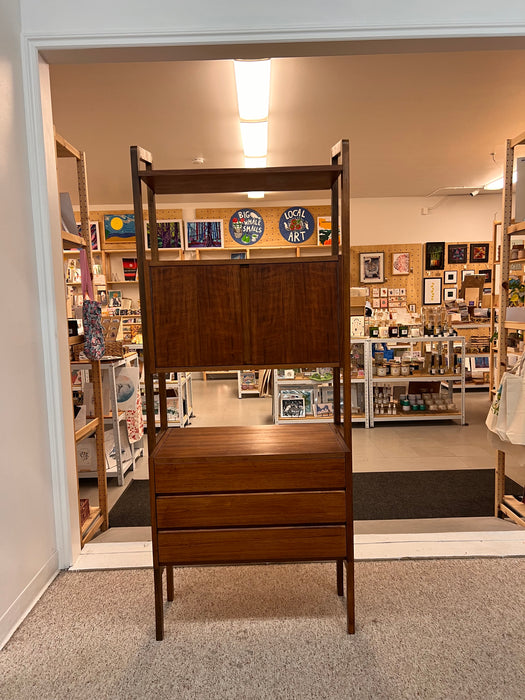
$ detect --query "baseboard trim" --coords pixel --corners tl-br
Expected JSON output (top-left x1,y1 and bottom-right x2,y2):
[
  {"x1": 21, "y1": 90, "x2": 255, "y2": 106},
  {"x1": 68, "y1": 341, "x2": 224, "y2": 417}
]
[{"x1": 0, "y1": 551, "x2": 59, "y2": 650}]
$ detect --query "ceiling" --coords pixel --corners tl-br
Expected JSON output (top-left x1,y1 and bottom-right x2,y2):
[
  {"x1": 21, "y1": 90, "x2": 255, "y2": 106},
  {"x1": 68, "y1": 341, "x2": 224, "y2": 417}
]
[{"x1": 49, "y1": 45, "x2": 525, "y2": 205}]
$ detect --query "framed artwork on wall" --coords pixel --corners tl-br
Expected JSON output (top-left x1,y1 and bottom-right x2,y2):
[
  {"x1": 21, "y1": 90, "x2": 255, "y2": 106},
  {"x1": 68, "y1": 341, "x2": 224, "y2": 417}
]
[
  {"x1": 423, "y1": 277, "x2": 442, "y2": 305},
  {"x1": 392, "y1": 251, "x2": 410, "y2": 275},
  {"x1": 462, "y1": 269, "x2": 475, "y2": 281},
  {"x1": 76, "y1": 221, "x2": 100, "y2": 251},
  {"x1": 444, "y1": 287, "x2": 457, "y2": 301},
  {"x1": 317, "y1": 216, "x2": 340, "y2": 246},
  {"x1": 359, "y1": 252, "x2": 384, "y2": 283},
  {"x1": 479, "y1": 268, "x2": 492, "y2": 283},
  {"x1": 447, "y1": 244, "x2": 468, "y2": 264},
  {"x1": 185, "y1": 220, "x2": 224, "y2": 249},
  {"x1": 444, "y1": 270, "x2": 457, "y2": 284},
  {"x1": 104, "y1": 214, "x2": 136, "y2": 245},
  {"x1": 146, "y1": 219, "x2": 183, "y2": 249},
  {"x1": 425, "y1": 242, "x2": 445, "y2": 270},
  {"x1": 470, "y1": 243, "x2": 490, "y2": 263}
]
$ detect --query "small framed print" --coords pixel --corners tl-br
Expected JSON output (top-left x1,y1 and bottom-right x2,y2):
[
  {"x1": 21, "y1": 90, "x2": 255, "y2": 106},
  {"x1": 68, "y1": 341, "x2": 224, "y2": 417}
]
[
  {"x1": 444, "y1": 287, "x2": 457, "y2": 301},
  {"x1": 315, "y1": 402, "x2": 334, "y2": 418},
  {"x1": 409, "y1": 304, "x2": 416, "y2": 313},
  {"x1": 372, "y1": 298, "x2": 380, "y2": 309},
  {"x1": 359, "y1": 252, "x2": 384, "y2": 283},
  {"x1": 483, "y1": 287, "x2": 492, "y2": 295},
  {"x1": 372, "y1": 287, "x2": 380, "y2": 297},
  {"x1": 444, "y1": 270, "x2": 457, "y2": 284},
  {"x1": 350, "y1": 316, "x2": 365, "y2": 337},
  {"x1": 380, "y1": 298, "x2": 388, "y2": 308},
  {"x1": 425, "y1": 242, "x2": 445, "y2": 270},
  {"x1": 380, "y1": 287, "x2": 388, "y2": 297},
  {"x1": 399, "y1": 288, "x2": 406, "y2": 296},
  {"x1": 448, "y1": 244, "x2": 468, "y2": 265},
  {"x1": 470, "y1": 243, "x2": 489, "y2": 263},
  {"x1": 388, "y1": 288, "x2": 395, "y2": 297},
  {"x1": 479, "y1": 268, "x2": 492, "y2": 284},
  {"x1": 280, "y1": 396, "x2": 305, "y2": 418},
  {"x1": 185, "y1": 219, "x2": 224, "y2": 249},
  {"x1": 392, "y1": 251, "x2": 410, "y2": 275},
  {"x1": 462, "y1": 269, "x2": 475, "y2": 281},
  {"x1": 423, "y1": 277, "x2": 442, "y2": 305},
  {"x1": 108, "y1": 290, "x2": 123, "y2": 307}
]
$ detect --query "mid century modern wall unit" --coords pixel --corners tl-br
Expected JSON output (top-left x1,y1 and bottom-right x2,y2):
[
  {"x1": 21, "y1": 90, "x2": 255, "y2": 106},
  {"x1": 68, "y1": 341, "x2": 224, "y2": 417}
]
[{"x1": 130, "y1": 141, "x2": 354, "y2": 639}]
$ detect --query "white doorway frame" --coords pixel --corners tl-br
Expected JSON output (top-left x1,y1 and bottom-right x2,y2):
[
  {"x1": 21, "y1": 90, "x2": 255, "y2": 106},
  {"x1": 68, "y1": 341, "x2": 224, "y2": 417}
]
[{"x1": 19, "y1": 21, "x2": 525, "y2": 568}]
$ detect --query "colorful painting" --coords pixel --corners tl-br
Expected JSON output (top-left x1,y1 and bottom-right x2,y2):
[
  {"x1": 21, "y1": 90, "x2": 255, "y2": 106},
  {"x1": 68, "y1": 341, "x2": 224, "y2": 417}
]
[
  {"x1": 146, "y1": 220, "x2": 182, "y2": 249},
  {"x1": 425, "y1": 242, "x2": 445, "y2": 270},
  {"x1": 104, "y1": 215, "x2": 136, "y2": 245},
  {"x1": 392, "y1": 251, "x2": 410, "y2": 275},
  {"x1": 317, "y1": 216, "x2": 340, "y2": 246},
  {"x1": 122, "y1": 258, "x2": 138, "y2": 282},
  {"x1": 315, "y1": 403, "x2": 334, "y2": 418},
  {"x1": 228, "y1": 208, "x2": 264, "y2": 245},
  {"x1": 360, "y1": 253, "x2": 384, "y2": 283},
  {"x1": 278, "y1": 206, "x2": 315, "y2": 244},
  {"x1": 470, "y1": 243, "x2": 490, "y2": 263},
  {"x1": 185, "y1": 220, "x2": 223, "y2": 249},
  {"x1": 447, "y1": 244, "x2": 468, "y2": 264},
  {"x1": 76, "y1": 222, "x2": 100, "y2": 251},
  {"x1": 109, "y1": 290, "x2": 122, "y2": 307},
  {"x1": 479, "y1": 268, "x2": 492, "y2": 284}
]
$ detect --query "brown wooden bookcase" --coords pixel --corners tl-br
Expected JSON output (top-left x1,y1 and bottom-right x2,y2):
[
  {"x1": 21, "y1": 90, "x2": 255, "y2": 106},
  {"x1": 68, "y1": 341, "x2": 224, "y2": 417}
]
[{"x1": 130, "y1": 141, "x2": 354, "y2": 638}]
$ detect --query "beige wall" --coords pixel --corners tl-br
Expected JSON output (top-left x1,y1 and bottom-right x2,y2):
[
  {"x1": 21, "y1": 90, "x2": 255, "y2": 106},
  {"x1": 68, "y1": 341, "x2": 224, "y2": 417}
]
[{"x1": 0, "y1": 1, "x2": 58, "y2": 647}]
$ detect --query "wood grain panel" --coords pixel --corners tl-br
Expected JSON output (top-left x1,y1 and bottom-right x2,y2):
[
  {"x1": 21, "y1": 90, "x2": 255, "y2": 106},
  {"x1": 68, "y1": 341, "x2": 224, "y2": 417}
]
[
  {"x1": 149, "y1": 264, "x2": 243, "y2": 368},
  {"x1": 247, "y1": 260, "x2": 340, "y2": 365},
  {"x1": 156, "y1": 491, "x2": 346, "y2": 528},
  {"x1": 157, "y1": 525, "x2": 346, "y2": 564},
  {"x1": 154, "y1": 455, "x2": 346, "y2": 494}
]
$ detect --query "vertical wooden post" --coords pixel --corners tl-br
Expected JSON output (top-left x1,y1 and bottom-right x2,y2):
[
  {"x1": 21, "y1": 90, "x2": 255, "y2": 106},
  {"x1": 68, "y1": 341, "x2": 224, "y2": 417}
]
[{"x1": 495, "y1": 449, "x2": 506, "y2": 517}]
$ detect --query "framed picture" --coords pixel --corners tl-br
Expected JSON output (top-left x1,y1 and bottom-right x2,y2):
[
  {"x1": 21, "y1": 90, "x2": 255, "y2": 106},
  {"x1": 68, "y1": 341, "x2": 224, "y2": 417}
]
[
  {"x1": 230, "y1": 252, "x2": 247, "y2": 260},
  {"x1": 425, "y1": 242, "x2": 445, "y2": 270},
  {"x1": 483, "y1": 287, "x2": 492, "y2": 295},
  {"x1": 146, "y1": 219, "x2": 183, "y2": 249},
  {"x1": 380, "y1": 287, "x2": 388, "y2": 297},
  {"x1": 409, "y1": 304, "x2": 416, "y2": 313},
  {"x1": 462, "y1": 269, "x2": 475, "y2": 281},
  {"x1": 470, "y1": 243, "x2": 490, "y2": 263},
  {"x1": 372, "y1": 298, "x2": 380, "y2": 309},
  {"x1": 280, "y1": 396, "x2": 305, "y2": 418},
  {"x1": 185, "y1": 219, "x2": 224, "y2": 249},
  {"x1": 317, "y1": 216, "x2": 340, "y2": 246},
  {"x1": 108, "y1": 290, "x2": 123, "y2": 307},
  {"x1": 447, "y1": 244, "x2": 468, "y2": 265},
  {"x1": 444, "y1": 270, "x2": 457, "y2": 284},
  {"x1": 399, "y1": 288, "x2": 407, "y2": 296},
  {"x1": 479, "y1": 268, "x2": 492, "y2": 284},
  {"x1": 104, "y1": 214, "x2": 136, "y2": 245},
  {"x1": 315, "y1": 402, "x2": 334, "y2": 418},
  {"x1": 122, "y1": 257, "x2": 138, "y2": 281},
  {"x1": 359, "y1": 252, "x2": 384, "y2": 283},
  {"x1": 392, "y1": 251, "x2": 410, "y2": 275},
  {"x1": 76, "y1": 221, "x2": 100, "y2": 251},
  {"x1": 372, "y1": 287, "x2": 380, "y2": 297},
  {"x1": 423, "y1": 277, "x2": 442, "y2": 305},
  {"x1": 97, "y1": 289, "x2": 108, "y2": 307},
  {"x1": 444, "y1": 287, "x2": 457, "y2": 301},
  {"x1": 388, "y1": 288, "x2": 395, "y2": 297},
  {"x1": 380, "y1": 298, "x2": 388, "y2": 308}
]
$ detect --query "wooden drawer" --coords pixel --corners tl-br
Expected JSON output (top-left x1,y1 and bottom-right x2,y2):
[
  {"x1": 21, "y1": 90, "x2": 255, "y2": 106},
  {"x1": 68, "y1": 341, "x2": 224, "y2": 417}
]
[
  {"x1": 158, "y1": 525, "x2": 346, "y2": 565},
  {"x1": 154, "y1": 455, "x2": 346, "y2": 494},
  {"x1": 156, "y1": 490, "x2": 346, "y2": 528}
]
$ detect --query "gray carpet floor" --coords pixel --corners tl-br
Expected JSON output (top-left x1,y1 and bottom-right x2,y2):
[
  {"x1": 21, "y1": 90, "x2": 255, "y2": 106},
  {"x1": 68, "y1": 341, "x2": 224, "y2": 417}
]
[{"x1": 1, "y1": 559, "x2": 524, "y2": 700}]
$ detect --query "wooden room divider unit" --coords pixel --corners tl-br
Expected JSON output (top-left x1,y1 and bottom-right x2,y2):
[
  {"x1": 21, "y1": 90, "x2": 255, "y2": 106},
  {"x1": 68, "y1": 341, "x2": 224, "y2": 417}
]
[{"x1": 130, "y1": 141, "x2": 354, "y2": 639}]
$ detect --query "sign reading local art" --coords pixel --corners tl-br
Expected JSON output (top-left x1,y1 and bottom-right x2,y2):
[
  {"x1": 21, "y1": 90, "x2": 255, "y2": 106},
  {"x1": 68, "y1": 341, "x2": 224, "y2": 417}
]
[
  {"x1": 279, "y1": 206, "x2": 315, "y2": 243},
  {"x1": 229, "y1": 208, "x2": 264, "y2": 245}
]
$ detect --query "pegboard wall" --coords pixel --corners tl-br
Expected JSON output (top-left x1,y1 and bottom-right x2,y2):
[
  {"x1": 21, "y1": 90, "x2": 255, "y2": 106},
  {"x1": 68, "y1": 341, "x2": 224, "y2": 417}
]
[
  {"x1": 196, "y1": 206, "x2": 331, "y2": 248},
  {"x1": 351, "y1": 244, "x2": 423, "y2": 310}
]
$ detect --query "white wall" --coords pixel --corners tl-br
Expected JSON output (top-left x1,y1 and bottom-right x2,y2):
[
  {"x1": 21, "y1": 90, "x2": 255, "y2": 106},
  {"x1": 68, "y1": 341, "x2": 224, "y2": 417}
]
[
  {"x1": 18, "y1": 1, "x2": 525, "y2": 39},
  {"x1": 0, "y1": 1, "x2": 58, "y2": 648}
]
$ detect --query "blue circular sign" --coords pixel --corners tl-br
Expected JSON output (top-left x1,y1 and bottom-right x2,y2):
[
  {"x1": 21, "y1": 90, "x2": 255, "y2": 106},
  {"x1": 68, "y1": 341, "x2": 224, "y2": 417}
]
[
  {"x1": 278, "y1": 206, "x2": 315, "y2": 244},
  {"x1": 228, "y1": 208, "x2": 264, "y2": 246}
]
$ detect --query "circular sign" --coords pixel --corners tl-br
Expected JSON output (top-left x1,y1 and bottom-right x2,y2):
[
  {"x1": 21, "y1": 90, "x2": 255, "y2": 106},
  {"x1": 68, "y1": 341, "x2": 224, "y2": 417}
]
[
  {"x1": 278, "y1": 206, "x2": 315, "y2": 244},
  {"x1": 228, "y1": 208, "x2": 264, "y2": 246}
]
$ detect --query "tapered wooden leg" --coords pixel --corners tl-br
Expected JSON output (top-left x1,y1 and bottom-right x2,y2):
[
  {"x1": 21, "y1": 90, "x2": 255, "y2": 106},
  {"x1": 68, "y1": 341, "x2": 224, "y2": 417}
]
[
  {"x1": 336, "y1": 559, "x2": 344, "y2": 596},
  {"x1": 166, "y1": 565, "x2": 174, "y2": 601},
  {"x1": 154, "y1": 566, "x2": 164, "y2": 641},
  {"x1": 346, "y1": 560, "x2": 355, "y2": 634}
]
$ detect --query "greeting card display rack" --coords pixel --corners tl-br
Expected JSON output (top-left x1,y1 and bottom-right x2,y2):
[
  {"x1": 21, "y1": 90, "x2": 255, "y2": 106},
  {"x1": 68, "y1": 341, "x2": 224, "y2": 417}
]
[{"x1": 131, "y1": 141, "x2": 354, "y2": 639}]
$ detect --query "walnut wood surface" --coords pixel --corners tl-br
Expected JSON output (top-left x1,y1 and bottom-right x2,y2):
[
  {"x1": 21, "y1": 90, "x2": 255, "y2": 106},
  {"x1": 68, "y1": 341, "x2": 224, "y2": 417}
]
[
  {"x1": 157, "y1": 525, "x2": 346, "y2": 564},
  {"x1": 156, "y1": 490, "x2": 346, "y2": 528},
  {"x1": 148, "y1": 259, "x2": 339, "y2": 369}
]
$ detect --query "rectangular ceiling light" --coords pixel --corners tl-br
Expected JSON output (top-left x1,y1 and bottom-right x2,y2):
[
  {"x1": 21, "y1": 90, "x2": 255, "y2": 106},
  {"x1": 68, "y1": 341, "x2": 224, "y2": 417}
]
[
  {"x1": 234, "y1": 59, "x2": 271, "y2": 121},
  {"x1": 244, "y1": 156, "x2": 267, "y2": 168},
  {"x1": 240, "y1": 121, "x2": 268, "y2": 158}
]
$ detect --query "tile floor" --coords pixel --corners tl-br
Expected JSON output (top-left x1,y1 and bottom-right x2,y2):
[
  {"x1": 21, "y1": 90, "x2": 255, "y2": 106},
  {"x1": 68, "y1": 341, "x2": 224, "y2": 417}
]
[{"x1": 80, "y1": 376, "x2": 525, "y2": 543}]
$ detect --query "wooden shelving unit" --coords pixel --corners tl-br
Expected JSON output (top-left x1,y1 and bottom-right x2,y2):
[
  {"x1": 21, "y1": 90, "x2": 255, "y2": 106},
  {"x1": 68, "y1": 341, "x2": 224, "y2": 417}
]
[
  {"x1": 131, "y1": 140, "x2": 354, "y2": 639},
  {"x1": 494, "y1": 130, "x2": 525, "y2": 527},
  {"x1": 55, "y1": 131, "x2": 108, "y2": 545}
]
